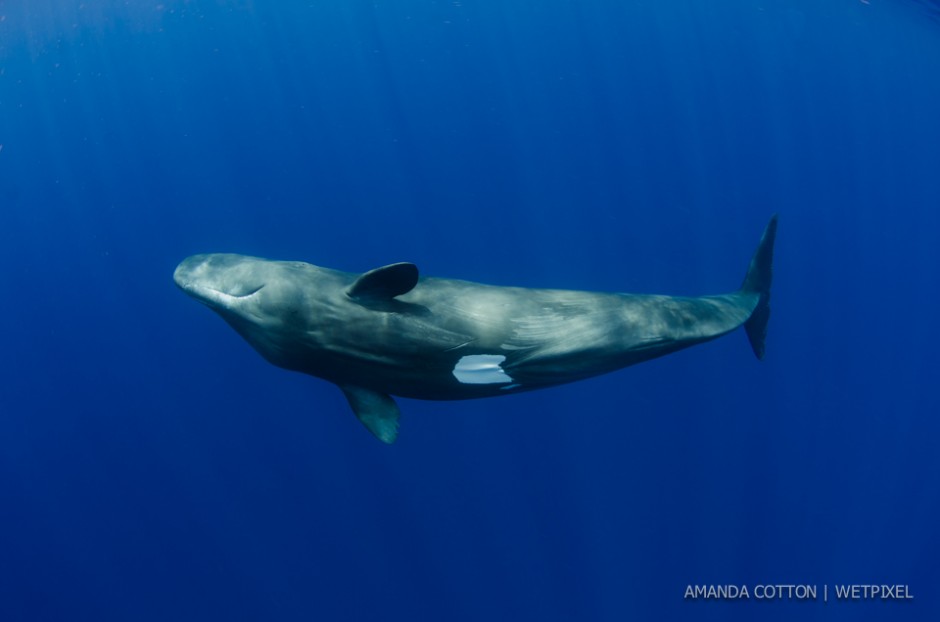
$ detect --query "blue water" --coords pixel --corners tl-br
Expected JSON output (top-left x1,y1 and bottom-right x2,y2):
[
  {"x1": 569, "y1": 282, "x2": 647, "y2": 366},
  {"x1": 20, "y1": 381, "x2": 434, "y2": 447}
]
[{"x1": 2, "y1": 1, "x2": 939, "y2": 620}]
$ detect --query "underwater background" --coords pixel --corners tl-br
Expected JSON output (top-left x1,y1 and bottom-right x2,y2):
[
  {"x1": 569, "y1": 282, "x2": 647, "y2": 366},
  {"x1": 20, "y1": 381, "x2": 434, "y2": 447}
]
[{"x1": 1, "y1": 1, "x2": 939, "y2": 620}]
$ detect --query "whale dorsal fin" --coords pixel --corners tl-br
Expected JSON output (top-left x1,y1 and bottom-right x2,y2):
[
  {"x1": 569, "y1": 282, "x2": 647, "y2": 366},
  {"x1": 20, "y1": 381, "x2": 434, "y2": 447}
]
[
  {"x1": 340, "y1": 385, "x2": 400, "y2": 444},
  {"x1": 346, "y1": 262, "x2": 418, "y2": 300}
]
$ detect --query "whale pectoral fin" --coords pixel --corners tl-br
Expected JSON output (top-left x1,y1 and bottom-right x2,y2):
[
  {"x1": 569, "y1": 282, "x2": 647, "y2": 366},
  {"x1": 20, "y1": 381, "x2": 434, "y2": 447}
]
[
  {"x1": 346, "y1": 262, "x2": 419, "y2": 300},
  {"x1": 339, "y1": 385, "x2": 401, "y2": 444}
]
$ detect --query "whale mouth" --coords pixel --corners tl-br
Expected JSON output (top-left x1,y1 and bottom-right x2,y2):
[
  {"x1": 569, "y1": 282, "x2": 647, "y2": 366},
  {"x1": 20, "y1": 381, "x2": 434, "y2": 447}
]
[
  {"x1": 186, "y1": 282, "x2": 266, "y2": 308},
  {"x1": 216, "y1": 283, "x2": 266, "y2": 299},
  {"x1": 173, "y1": 254, "x2": 267, "y2": 306}
]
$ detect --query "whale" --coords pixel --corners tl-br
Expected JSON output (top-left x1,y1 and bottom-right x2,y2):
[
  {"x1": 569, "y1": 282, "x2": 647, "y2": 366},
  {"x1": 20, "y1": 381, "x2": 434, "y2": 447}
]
[{"x1": 174, "y1": 215, "x2": 777, "y2": 443}]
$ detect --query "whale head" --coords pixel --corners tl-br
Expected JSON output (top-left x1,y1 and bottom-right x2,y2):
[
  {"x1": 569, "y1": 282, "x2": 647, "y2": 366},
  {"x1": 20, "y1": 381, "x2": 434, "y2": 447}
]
[
  {"x1": 174, "y1": 254, "x2": 271, "y2": 308},
  {"x1": 173, "y1": 253, "x2": 327, "y2": 368}
]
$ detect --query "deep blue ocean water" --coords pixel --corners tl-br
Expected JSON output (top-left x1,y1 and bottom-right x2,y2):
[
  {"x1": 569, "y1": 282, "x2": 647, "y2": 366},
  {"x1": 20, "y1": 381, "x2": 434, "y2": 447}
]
[{"x1": 1, "y1": 1, "x2": 939, "y2": 620}]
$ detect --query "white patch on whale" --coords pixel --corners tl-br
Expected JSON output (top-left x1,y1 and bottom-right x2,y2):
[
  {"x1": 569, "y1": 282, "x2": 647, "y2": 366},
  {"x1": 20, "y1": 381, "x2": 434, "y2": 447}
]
[{"x1": 453, "y1": 354, "x2": 513, "y2": 384}]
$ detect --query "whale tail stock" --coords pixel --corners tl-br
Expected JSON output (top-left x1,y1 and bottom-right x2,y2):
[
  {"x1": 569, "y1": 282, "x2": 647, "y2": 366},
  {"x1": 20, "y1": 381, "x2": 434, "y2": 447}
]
[{"x1": 739, "y1": 214, "x2": 778, "y2": 360}]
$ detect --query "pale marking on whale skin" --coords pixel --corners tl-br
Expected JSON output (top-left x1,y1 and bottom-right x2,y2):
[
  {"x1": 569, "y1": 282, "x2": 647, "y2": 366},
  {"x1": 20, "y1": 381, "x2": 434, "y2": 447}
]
[{"x1": 453, "y1": 354, "x2": 513, "y2": 384}]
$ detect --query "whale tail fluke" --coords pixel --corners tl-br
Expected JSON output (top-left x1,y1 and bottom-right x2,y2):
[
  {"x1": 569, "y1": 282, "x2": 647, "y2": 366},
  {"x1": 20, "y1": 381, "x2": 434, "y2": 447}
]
[{"x1": 740, "y1": 214, "x2": 778, "y2": 360}]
